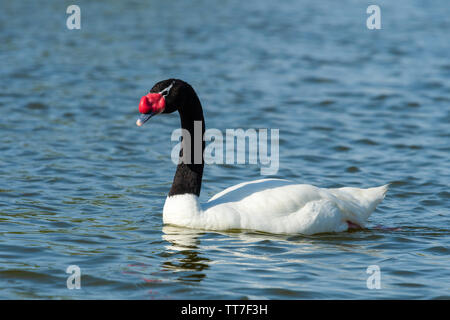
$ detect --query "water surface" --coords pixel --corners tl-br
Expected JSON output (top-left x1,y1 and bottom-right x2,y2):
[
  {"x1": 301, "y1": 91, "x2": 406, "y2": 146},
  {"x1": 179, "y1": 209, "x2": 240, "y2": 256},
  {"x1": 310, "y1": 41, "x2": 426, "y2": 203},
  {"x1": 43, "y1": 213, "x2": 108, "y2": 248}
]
[{"x1": 0, "y1": 0, "x2": 449, "y2": 299}]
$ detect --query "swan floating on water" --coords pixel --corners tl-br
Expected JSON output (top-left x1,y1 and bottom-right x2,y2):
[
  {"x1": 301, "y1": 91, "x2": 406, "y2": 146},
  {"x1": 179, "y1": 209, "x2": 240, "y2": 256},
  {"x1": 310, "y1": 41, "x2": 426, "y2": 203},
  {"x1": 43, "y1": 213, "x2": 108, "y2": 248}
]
[{"x1": 136, "y1": 79, "x2": 388, "y2": 235}]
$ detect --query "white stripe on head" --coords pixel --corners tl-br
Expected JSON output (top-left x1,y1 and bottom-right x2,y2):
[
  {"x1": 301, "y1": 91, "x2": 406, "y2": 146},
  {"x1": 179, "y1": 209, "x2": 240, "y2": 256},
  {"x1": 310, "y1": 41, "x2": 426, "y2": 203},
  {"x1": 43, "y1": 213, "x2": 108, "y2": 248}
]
[{"x1": 159, "y1": 81, "x2": 175, "y2": 97}]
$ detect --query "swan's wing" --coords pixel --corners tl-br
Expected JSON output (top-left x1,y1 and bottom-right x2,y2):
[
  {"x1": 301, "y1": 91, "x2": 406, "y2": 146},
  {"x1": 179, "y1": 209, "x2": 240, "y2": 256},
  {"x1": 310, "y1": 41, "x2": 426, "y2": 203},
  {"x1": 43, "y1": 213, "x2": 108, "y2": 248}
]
[
  {"x1": 201, "y1": 179, "x2": 346, "y2": 234},
  {"x1": 203, "y1": 179, "x2": 389, "y2": 232},
  {"x1": 204, "y1": 179, "x2": 324, "y2": 217},
  {"x1": 207, "y1": 178, "x2": 293, "y2": 203}
]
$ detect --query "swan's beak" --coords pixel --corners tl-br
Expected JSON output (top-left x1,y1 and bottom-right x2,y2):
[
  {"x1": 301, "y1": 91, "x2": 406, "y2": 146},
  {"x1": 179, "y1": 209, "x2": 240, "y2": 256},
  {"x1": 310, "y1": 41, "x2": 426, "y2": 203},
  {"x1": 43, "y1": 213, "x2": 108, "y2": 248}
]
[
  {"x1": 136, "y1": 112, "x2": 156, "y2": 127},
  {"x1": 137, "y1": 93, "x2": 166, "y2": 126}
]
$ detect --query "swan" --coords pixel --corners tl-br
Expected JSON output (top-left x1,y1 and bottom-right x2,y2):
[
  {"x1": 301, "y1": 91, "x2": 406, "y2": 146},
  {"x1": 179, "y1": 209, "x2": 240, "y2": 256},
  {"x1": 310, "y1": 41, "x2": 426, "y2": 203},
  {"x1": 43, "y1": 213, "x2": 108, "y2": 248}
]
[{"x1": 136, "y1": 79, "x2": 388, "y2": 235}]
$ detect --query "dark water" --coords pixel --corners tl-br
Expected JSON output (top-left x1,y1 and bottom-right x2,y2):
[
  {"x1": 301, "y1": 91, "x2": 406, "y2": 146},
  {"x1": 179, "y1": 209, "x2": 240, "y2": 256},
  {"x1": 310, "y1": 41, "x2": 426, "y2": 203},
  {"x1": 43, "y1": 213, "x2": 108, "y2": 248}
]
[{"x1": 1, "y1": 0, "x2": 449, "y2": 299}]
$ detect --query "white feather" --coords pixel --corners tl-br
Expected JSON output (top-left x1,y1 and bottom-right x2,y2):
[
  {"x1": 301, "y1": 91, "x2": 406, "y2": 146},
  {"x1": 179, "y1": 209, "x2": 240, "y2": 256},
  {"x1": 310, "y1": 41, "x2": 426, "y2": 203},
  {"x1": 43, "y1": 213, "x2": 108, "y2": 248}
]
[{"x1": 163, "y1": 178, "x2": 388, "y2": 235}]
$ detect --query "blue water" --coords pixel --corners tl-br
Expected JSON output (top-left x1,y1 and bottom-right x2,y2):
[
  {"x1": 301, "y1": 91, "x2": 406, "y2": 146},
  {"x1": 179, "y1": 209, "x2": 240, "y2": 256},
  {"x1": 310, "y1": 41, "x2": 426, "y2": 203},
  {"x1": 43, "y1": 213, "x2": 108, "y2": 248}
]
[{"x1": 0, "y1": 0, "x2": 449, "y2": 299}]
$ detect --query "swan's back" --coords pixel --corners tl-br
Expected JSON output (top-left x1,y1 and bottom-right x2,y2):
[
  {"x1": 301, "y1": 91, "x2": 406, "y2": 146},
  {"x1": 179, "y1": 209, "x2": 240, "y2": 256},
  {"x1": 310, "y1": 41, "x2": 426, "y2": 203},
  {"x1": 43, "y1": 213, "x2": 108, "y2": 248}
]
[{"x1": 204, "y1": 179, "x2": 323, "y2": 217}]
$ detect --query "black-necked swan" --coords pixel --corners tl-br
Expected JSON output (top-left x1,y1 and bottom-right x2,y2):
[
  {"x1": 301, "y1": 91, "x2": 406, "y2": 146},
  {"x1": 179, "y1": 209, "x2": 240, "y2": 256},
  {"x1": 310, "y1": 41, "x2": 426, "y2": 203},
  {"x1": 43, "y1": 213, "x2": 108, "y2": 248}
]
[{"x1": 136, "y1": 79, "x2": 388, "y2": 235}]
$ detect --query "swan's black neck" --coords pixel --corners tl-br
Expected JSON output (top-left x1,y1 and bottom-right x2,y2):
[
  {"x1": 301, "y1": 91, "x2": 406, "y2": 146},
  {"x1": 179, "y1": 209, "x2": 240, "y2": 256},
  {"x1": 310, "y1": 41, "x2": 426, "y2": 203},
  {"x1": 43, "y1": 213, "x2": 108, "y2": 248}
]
[{"x1": 168, "y1": 90, "x2": 205, "y2": 197}]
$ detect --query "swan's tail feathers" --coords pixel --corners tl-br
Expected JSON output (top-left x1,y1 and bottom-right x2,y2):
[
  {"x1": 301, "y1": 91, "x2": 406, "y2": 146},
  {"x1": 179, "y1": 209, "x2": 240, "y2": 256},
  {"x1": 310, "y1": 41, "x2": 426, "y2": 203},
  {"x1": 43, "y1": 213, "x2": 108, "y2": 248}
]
[
  {"x1": 329, "y1": 184, "x2": 389, "y2": 226},
  {"x1": 365, "y1": 184, "x2": 389, "y2": 207}
]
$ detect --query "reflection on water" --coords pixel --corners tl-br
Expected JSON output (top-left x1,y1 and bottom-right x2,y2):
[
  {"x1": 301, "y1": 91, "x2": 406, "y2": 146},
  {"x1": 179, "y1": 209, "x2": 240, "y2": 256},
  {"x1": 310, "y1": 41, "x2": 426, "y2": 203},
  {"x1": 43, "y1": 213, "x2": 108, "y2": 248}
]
[
  {"x1": 162, "y1": 226, "x2": 210, "y2": 283},
  {"x1": 162, "y1": 226, "x2": 204, "y2": 251}
]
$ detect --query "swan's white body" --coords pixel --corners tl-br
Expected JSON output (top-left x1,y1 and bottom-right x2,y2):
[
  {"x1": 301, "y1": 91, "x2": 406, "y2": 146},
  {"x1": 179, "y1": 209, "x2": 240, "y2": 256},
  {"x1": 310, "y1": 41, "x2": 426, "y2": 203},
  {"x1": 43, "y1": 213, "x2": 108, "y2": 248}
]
[{"x1": 163, "y1": 179, "x2": 388, "y2": 235}]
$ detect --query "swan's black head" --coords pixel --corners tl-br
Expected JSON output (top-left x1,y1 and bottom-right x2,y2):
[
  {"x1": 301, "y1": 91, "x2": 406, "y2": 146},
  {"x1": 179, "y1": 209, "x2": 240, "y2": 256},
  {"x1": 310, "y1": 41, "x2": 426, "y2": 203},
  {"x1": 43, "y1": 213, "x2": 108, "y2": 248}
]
[{"x1": 136, "y1": 79, "x2": 195, "y2": 126}]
